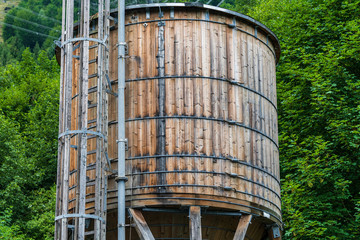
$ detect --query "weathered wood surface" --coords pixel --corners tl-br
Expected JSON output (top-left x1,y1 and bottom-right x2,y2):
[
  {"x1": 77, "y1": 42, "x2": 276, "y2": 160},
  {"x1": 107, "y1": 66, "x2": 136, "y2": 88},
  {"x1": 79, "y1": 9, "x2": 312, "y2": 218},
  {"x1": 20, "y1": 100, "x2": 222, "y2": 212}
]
[
  {"x1": 65, "y1": 5, "x2": 281, "y2": 239},
  {"x1": 189, "y1": 206, "x2": 202, "y2": 240},
  {"x1": 110, "y1": 6, "x2": 280, "y2": 223}
]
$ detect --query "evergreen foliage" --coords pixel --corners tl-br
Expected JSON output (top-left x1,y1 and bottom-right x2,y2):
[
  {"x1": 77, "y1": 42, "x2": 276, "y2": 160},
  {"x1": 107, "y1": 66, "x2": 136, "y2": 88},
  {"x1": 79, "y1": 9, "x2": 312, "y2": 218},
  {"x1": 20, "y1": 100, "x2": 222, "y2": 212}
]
[
  {"x1": 0, "y1": 49, "x2": 59, "y2": 239},
  {"x1": 247, "y1": 0, "x2": 360, "y2": 238}
]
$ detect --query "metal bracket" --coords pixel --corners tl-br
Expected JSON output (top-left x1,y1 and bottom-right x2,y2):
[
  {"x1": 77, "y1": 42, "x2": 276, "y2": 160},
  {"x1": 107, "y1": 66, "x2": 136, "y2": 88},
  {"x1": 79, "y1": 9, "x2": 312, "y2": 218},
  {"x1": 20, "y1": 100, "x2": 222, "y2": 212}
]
[
  {"x1": 55, "y1": 214, "x2": 105, "y2": 224},
  {"x1": 108, "y1": 15, "x2": 118, "y2": 24},
  {"x1": 105, "y1": 151, "x2": 112, "y2": 170},
  {"x1": 105, "y1": 74, "x2": 113, "y2": 91},
  {"x1": 263, "y1": 211, "x2": 271, "y2": 219},
  {"x1": 61, "y1": 37, "x2": 108, "y2": 50},
  {"x1": 106, "y1": 89, "x2": 118, "y2": 97},
  {"x1": 272, "y1": 225, "x2": 281, "y2": 238},
  {"x1": 54, "y1": 40, "x2": 61, "y2": 48},
  {"x1": 170, "y1": 7, "x2": 174, "y2": 19},
  {"x1": 58, "y1": 130, "x2": 106, "y2": 142},
  {"x1": 146, "y1": 8, "x2": 150, "y2": 19}
]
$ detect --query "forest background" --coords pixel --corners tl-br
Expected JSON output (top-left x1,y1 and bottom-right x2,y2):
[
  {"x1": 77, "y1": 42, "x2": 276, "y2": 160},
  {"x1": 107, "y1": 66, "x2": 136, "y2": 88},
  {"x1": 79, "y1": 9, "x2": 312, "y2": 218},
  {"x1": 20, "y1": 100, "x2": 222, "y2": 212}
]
[{"x1": 0, "y1": 0, "x2": 359, "y2": 239}]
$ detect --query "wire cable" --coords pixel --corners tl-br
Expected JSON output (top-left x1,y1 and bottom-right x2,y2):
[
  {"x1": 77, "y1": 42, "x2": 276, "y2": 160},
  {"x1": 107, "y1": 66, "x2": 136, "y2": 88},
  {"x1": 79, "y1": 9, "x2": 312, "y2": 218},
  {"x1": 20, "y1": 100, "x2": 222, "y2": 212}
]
[
  {"x1": 4, "y1": 14, "x2": 60, "y2": 32},
  {"x1": 16, "y1": 6, "x2": 61, "y2": 24},
  {"x1": 0, "y1": 21, "x2": 57, "y2": 39}
]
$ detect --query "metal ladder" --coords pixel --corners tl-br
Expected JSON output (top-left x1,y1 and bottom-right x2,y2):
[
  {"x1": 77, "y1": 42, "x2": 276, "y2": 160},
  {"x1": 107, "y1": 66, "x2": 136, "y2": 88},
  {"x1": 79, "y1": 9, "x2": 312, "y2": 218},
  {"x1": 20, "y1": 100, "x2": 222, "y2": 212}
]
[{"x1": 55, "y1": 0, "x2": 111, "y2": 239}]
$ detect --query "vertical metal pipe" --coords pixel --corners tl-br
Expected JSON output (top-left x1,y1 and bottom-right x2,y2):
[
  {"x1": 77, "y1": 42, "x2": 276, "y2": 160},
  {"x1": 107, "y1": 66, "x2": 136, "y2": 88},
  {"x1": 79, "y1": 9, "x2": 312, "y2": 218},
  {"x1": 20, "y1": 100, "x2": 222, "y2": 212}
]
[{"x1": 117, "y1": 0, "x2": 126, "y2": 239}]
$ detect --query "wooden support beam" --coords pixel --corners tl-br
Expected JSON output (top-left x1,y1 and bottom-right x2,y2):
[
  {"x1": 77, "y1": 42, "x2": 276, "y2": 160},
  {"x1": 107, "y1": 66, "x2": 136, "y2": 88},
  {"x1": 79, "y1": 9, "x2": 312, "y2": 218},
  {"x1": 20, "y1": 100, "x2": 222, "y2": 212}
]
[
  {"x1": 128, "y1": 208, "x2": 155, "y2": 240},
  {"x1": 233, "y1": 214, "x2": 252, "y2": 240},
  {"x1": 189, "y1": 206, "x2": 202, "y2": 240}
]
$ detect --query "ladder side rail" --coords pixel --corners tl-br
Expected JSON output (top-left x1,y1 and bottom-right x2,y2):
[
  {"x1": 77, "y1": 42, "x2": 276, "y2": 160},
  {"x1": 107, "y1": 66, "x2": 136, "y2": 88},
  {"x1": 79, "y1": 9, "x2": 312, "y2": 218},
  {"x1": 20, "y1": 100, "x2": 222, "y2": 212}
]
[
  {"x1": 95, "y1": 0, "x2": 105, "y2": 238},
  {"x1": 78, "y1": 0, "x2": 91, "y2": 237},
  {"x1": 101, "y1": 0, "x2": 111, "y2": 238}
]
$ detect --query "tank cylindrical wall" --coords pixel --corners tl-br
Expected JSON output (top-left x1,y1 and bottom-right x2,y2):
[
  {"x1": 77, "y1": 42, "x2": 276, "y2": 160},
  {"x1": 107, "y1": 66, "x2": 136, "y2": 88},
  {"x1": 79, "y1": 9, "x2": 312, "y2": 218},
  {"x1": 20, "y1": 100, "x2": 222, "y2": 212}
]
[{"x1": 64, "y1": 3, "x2": 281, "y2": 238}]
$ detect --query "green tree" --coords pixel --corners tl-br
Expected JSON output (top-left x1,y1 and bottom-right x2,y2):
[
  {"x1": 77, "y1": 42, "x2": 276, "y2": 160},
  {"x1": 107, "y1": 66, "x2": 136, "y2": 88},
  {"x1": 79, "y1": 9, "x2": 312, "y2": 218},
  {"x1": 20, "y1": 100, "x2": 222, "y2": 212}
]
[
  {"x1": 248, "y1": 0, "x2": 360, "y2": 239},
  {"x1": 0, "y1": 49, "x2": 59, "y2": 239}
]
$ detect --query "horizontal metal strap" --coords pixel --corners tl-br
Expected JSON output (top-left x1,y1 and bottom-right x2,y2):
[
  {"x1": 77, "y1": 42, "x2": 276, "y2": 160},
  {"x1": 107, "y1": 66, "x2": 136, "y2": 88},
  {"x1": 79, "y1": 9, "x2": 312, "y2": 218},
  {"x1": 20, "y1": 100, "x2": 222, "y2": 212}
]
[
  {"x1": 126, "y1": 115, "x2": 278, "y2": 149},
  {"x1": 126, "y1": 170, "x2": 281, "y2": 200},
  {"x1": 126, "y1": 196, "x2": 282, "y2": 226},
  {"x1": 58, "y1": 130, "x2": 106, "y2": 141},
  {"x1": 126, "y1": 184, "x2": 281, "y2": 213},
  {"x1": 124, "y1": 75, "x2": 277, "y2": 112},
  {"x1": 55, "y1": 214, "x2": 105, "y2": 223},
  {"x1": 125, "y1": 18, "x2": 276, "y2": 61},
  {"x1": 147, "y1": 223, "x2": 235, "y2": 233},
  {"x1": 114, "y1": 154, "x2": 280, "y2": 185},
  {"x1": 141, "y1": 207, "x2": 245, "y2": 217},
  {"x1": 61, "y1": 35, "x2": 108, "y2": 49}
]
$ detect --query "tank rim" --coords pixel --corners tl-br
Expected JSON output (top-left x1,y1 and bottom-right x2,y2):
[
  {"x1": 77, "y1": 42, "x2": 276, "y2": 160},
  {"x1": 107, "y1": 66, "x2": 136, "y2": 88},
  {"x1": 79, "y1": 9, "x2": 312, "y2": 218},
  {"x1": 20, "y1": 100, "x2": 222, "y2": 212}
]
[
  {"x1": 55, "y1": 3, "x2": 281, "y2": 64},
  {"x1": 122, "y1": 3, "x2": 281, "y2": 63}
]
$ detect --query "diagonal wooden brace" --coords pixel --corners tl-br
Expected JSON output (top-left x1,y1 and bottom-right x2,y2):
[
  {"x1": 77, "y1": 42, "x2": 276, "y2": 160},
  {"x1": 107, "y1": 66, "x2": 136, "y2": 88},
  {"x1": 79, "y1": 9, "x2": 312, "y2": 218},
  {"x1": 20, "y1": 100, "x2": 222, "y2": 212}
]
[
  {"x1": 128, "y1": 208, "x2": 155, "y2": 240},
  {"x1": 233, "y1": 214, "x2": 252, "y2": 240}
]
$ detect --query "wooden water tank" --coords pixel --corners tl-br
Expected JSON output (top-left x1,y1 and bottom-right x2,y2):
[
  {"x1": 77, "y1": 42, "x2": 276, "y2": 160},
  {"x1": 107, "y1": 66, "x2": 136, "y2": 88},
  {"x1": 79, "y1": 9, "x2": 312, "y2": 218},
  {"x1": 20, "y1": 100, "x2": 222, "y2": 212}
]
[{"x1": 64, "y1": 3, "x2": 282, "y2": 239}]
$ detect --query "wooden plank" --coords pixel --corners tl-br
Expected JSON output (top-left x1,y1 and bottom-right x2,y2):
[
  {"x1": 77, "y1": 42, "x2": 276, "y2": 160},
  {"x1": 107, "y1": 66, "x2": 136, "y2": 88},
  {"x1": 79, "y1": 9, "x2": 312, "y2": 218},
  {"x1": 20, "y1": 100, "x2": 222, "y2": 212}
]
[
  {"x1": 129, "y1": 208, "x2": 155, "y2": 240},
  {"x1": 189, "y1": 206, "x2": 202, "y2": 240},
  {"x1": 233, "y1": 214, "x2": 252, "y2": 240}
]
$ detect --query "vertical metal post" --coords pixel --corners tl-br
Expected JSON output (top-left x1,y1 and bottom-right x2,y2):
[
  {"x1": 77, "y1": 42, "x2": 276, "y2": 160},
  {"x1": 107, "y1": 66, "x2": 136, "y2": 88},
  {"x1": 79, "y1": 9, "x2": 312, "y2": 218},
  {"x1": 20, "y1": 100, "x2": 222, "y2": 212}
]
[
  {"x1": 55, "y1": 0, "x2": 66, "y2": 238},
  {"x1": 117, "y1": 0, "x2": 126, "y2": 239}
]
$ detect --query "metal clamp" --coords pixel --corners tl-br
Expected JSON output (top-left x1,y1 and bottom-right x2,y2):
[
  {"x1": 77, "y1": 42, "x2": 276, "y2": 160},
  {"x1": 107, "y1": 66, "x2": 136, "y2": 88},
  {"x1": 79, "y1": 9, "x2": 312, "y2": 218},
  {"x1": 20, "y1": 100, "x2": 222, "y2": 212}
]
[
  {"x1": 116, "y1": 42, "x2": 127, "y2": 47},
  {"x1": 116, "y1": 138, "x2": 128, "y2": 150},
  {"x1": 115, "y1": 176, "x2": 128, "y2": 182}
]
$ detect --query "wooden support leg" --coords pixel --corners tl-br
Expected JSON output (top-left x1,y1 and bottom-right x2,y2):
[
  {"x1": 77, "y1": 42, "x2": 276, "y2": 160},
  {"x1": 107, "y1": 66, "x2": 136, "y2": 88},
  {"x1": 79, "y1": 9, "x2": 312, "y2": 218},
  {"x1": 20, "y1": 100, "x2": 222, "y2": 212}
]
[
  {"x1": 233, "y1": 214, "x2": 252, "y2": 240},
  {"x1": 189, "y1": 206, "x2": 202, "y2": 240},
  {"x1": 128, "y1": 208, "x2": 155, "y2": 240}
]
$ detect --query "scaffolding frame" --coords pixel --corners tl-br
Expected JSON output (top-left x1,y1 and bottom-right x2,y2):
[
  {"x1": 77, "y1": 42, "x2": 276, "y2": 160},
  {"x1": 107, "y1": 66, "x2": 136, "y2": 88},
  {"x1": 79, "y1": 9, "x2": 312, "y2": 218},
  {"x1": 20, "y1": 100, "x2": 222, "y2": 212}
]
[{"x1": 55, "y1": 0, "x2": 111, "y2": 238}]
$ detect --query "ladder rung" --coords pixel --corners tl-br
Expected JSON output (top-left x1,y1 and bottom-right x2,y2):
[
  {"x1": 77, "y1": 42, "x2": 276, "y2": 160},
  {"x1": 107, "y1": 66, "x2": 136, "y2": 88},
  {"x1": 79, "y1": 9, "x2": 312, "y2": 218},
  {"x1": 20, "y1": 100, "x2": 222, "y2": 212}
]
[
  {"x1": 87, "y1": 150, "x2": 96, "y2": 155},
  {"x1": 108, "y1": 120, "x2": 117, "y2": 126},
  {"x1": 85, "y1": 231, "x2": 95, "y2": 236},
  {"x1": 86, "y1": 198, "x2": 95, "y2": 203},
  {"x1": 86, "y1": 182, "x2": 95, "y2": 186},
  {"x1": 89, "y1": 58, "x2": 97, "y2": 64},
  {"x1": 88, "y1": 86, "x2": 97, "y2": 93},
  {"x1": 89, "y1": 103, "x2": 97, "y2": 109},
  {"x1": 88, "y1": 73, "x2": 98, "y2": 79},
  {"x1": 88, "y1": 125, "x2": 96, "y2": 130},
  {"x1": 88, "y1": 119, "x2": 97, "y2": 124},
  {"x1": 89, "y1": 44, "x2": 98, "y2": 49}
]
